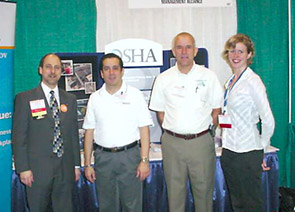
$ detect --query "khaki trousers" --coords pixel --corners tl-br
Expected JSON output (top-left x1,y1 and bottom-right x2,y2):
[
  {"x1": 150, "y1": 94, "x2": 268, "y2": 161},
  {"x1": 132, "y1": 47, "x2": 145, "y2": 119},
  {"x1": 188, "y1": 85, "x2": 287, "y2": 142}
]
[{"x1": 162, "y1": 131, "x2": 216, "y2": 212}]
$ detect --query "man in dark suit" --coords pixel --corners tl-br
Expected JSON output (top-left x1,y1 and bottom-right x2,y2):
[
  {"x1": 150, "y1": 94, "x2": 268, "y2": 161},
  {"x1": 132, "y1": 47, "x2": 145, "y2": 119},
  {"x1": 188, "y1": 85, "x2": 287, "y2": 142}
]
[{"x1": 12, "y1": 53, "x2": 81, "y2": 212}]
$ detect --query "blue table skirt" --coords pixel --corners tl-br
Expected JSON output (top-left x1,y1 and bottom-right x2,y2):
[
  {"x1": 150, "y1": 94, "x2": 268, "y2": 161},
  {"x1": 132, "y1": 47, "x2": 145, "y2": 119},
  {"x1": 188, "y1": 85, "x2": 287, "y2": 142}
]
[{"x1": 12, "y1": 152, "x2": 279, "y2": 212}]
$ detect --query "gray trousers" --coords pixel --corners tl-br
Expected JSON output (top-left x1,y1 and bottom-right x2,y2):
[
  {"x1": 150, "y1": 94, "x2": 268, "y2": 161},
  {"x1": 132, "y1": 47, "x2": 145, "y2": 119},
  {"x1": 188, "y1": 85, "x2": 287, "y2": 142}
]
[
  {"x1": 94, "y1": 145, "x2": 142, "y2": 212},
  {"x1": 26, "y1": 156, "x2": 73, "y2": 212},
  {"x1": 161, "y1": 131, "x2": 216, "y2": 212}
]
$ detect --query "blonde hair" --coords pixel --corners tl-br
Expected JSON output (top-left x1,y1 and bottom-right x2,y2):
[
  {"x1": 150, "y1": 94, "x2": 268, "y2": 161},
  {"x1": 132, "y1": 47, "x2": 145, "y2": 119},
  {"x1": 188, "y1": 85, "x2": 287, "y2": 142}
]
[{"x1": 222, "y1": 33, "x2": 255, "y2": 65}]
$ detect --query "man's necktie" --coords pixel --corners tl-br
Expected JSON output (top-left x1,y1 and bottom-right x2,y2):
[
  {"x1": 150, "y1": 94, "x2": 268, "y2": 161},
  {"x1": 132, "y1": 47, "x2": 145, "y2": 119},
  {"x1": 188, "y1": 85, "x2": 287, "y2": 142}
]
[{"x1": 50, "y1": 90, "x2": 64, "y2": 157}]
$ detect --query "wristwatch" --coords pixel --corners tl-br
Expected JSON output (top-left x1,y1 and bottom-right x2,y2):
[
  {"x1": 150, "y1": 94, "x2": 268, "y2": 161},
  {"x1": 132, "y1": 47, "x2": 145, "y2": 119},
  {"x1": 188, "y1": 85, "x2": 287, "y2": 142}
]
[{"x1": 140, "y1": 157, "x2": 149, "y2": 163}]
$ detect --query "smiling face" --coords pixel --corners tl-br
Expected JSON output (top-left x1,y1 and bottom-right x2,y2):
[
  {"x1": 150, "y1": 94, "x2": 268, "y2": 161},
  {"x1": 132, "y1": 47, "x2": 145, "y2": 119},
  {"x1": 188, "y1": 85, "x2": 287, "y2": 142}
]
[
  {"x1": 228, "y1": 42, "x2": 252, "y2": 74},
  {"x1": 222, "y1": 34, "x2": 255, "y2": 75},
  {"x1": 39, "y1": 54, "x2": 62, "y2": 89},
  {"x1": 172, "y1": 33, "x2": 198, "y2": 74},
  {"x1": 100, "y1": 57, "x2": 124, "y2": 92}
]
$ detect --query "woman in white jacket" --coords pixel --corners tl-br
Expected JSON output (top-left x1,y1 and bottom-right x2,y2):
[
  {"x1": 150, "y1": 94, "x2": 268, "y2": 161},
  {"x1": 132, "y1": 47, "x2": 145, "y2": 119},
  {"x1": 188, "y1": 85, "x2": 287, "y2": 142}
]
[{"x1": 220, "y1": 33, "x2": 275, "y2": 212}]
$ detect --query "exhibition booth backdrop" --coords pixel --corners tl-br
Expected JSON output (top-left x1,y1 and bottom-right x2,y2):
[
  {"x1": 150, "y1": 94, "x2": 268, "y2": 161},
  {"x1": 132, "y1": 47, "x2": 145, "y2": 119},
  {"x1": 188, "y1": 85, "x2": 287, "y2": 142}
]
[
  {"x1": 0, "y1": 1, "x2": 294, "y2": 211},
  {"x1": 12, "y1": 0, "x2": 294, "y2": 187}
]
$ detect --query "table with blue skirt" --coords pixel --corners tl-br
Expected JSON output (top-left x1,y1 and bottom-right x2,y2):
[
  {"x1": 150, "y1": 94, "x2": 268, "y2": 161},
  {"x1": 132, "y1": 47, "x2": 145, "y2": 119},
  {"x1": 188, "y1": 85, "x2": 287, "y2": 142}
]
[{"x1": 12, "y1": 149, "x2": 279, "y2": 212}]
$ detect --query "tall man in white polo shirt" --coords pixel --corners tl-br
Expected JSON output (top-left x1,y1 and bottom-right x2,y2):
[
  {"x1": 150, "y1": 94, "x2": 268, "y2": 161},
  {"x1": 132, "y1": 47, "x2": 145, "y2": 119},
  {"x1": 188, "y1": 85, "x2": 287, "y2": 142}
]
[
  {"x1": 149, "y1": 32, "x2": 223, "y2": 212},
  {"x1": 83, "y1": 53, "x2": 153, "y2": 212}
]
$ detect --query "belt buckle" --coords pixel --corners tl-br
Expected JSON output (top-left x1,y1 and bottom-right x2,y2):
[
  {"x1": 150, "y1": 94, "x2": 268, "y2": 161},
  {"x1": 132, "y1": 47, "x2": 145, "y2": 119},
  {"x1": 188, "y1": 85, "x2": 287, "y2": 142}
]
[
  {"x1": 111, "y1": 147, "x2": 118, "y2": 153},
  {"x1": 184, "y1": 134, "x2": 195, "y2": 140}
]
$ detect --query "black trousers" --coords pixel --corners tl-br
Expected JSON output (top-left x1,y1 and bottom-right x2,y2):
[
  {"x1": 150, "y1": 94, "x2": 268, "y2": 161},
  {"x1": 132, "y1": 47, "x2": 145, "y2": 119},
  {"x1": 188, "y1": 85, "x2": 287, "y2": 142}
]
[{"x1": 221, "y1": 148, "x2": 264, "y2": 212}]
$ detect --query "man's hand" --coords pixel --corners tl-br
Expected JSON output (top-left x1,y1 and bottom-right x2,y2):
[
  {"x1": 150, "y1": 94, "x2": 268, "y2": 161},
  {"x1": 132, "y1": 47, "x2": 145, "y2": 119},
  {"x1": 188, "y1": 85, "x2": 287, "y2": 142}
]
[
  {"x1": 75, "y1": 168, "x2": 81, "y2": 181},
  {"x1": 136, "y1": 162, "x2": 150, "y2": 181},
  {"x1": 20, "y1": 170, "x2": 34, "y2": 187},
  {"x1": 85, "y1": 166, "x2": 96, "y2": 183}
]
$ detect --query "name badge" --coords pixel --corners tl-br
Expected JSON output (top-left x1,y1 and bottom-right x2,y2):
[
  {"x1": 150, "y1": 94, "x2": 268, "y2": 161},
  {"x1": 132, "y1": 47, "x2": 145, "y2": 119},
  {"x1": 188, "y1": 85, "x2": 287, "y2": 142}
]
[
  {"x1": 115, "y1": 93, "x2": 130, "y2": 104},
  {"x1": 30, "y1": 99, "x2": 47, "y2": 118},
  {"x1": 218, "y1": 114, "x2": 232, "y2": 128},
  {"x1": 172, "y1": 86, "x2": 186, "y2": 97}
]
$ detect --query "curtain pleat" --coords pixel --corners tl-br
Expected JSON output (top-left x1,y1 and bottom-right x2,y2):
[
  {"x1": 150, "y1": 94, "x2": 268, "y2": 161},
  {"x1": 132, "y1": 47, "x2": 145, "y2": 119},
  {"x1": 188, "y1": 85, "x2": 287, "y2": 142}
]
[{"x1": 237, "y1": 0, "x2": 289, "y2": 186}]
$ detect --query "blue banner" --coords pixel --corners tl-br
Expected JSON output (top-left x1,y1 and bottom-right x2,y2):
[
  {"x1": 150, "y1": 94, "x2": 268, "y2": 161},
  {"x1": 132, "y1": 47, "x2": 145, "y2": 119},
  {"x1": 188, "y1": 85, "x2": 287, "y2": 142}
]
[
  {"x1": 0, "y1": 49, "x2": 13, "y2": 212},
  {"x1": 0, "y1": 2, "x2": 16, "y2": 211}
]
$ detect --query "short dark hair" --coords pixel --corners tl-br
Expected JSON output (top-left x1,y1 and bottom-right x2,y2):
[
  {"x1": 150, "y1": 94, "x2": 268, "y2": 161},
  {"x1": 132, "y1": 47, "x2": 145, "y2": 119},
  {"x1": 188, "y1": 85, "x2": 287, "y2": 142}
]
[
  {"x1": 99, "y1": 53, "x2": 124, "y2": 71},
  {"x1": 38, "y1": 53, "x2": 62, "y2": 69}
]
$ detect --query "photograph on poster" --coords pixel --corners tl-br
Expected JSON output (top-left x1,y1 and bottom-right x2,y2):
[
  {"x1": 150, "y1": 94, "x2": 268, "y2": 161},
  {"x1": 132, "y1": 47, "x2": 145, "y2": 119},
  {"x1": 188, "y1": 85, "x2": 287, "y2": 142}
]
[
  {"x1": 123, "y1": 67, "x2": 160, "y2": 90},
  {"x1": 65, "y1": 63, "x2": 93, "y2": 91},
  {"x1": 61, "y1": 60, "x2": 74, "y2": 76},
  {"x1": 141, "y1": 90, "x2": 162, "y2": 143},
  {"x1": 77, "y1": 98, "x2": 88, "y2": 121},
  {"x1": 85, "y1": 82, "x2": 96, "y2": 94}
]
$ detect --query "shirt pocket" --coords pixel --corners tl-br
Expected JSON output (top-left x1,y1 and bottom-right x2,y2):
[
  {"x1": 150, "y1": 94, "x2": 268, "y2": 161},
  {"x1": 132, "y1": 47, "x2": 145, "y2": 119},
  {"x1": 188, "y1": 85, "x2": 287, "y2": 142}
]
[{"x1": 190, "y1": 82, "x2": 208, "y2": 108}]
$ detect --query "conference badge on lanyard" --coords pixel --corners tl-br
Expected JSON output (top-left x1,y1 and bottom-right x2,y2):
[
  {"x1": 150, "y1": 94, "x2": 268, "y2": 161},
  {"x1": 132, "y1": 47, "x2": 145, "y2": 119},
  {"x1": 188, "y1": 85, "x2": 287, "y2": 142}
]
[{"x1": 218, "y1": 114, "x2": 232, "y2": 128}]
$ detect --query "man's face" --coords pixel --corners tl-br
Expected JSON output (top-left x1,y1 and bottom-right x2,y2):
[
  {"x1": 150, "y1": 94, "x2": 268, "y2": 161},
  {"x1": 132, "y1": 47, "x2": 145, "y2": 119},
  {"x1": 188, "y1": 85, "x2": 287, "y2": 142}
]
[
  {"x1": 100, "y1": 57, "x2": 124, "y2": 87},
  {"x1": 172, "y1": 34, "x2": 198, "y2": 72},
  {"x1": 39, "y1": 54, "x2": 62, "y2": 89}
]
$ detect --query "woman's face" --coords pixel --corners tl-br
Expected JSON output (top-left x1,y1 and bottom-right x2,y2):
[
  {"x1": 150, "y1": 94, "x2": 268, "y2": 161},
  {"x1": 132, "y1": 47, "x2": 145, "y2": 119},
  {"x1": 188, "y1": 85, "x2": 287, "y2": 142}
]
[{"x1": 228, "y1": 42, "x2": 252, "y2": 73}]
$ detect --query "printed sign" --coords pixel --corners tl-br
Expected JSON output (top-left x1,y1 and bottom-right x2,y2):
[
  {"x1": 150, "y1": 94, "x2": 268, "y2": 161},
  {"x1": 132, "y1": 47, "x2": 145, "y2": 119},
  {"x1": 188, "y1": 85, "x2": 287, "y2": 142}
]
[
  {"x1": 128, "y1": 0, "x2": 233, "y2": 9},
  {"x1": 105, "y1": 39, "x2": 163, "y2": 67}
]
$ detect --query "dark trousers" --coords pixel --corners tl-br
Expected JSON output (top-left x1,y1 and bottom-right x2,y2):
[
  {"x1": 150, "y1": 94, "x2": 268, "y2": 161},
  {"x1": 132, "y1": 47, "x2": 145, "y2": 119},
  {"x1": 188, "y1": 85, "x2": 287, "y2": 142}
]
[
  {"x1": 26, "y1": 156, "x2": 74, "y2": 212},
  {"x1": 221, "y1": 148, "x2": 264, "y2": 212}
]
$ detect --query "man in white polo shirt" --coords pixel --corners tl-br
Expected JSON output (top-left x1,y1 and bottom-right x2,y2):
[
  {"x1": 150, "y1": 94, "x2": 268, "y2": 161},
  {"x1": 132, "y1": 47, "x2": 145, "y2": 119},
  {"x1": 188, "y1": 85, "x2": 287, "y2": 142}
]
[
  {"x1": 83, "y1": 53, "x2": 153, "y2": 212},
  {"x1": 149, "y1": 32, "x2": 223, "y2": 212}
]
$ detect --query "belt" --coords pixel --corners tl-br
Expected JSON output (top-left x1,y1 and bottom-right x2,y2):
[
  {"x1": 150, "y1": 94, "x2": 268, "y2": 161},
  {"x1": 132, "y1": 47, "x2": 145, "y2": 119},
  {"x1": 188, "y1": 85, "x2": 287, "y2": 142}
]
[
  {"x1": 165, "y1": 129, "x2": 209, "y2": 140},
  {"x1": 94, "y1": 140, "x2": 139, "y2": 153}
]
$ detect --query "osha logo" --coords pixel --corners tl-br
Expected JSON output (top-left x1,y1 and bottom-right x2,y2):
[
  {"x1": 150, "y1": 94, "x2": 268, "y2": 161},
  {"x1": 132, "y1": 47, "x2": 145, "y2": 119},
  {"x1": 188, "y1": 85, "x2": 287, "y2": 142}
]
[{"x1": 105, "y1": 39, "x2": 163, "y2": 67}]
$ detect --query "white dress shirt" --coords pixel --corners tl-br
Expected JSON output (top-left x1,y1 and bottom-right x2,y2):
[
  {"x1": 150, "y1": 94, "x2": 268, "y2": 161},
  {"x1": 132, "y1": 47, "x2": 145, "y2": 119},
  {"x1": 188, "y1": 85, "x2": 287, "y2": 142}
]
[
  {"x1": 222, "y1": 67, "x2": 275, "y2": 153},
  {"x1": 83, "y1": 82, "x2": 153, "y2": 148},
  {"x1": 149, "y1": 63, "x2": 223, "y2": 134},
  {"x1": 41, "y1": 82, "x2": 60, "y2": 106}
]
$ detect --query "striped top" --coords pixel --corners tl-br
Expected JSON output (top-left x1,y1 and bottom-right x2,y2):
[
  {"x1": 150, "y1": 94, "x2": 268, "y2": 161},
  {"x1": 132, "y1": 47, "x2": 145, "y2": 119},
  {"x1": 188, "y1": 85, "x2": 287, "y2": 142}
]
[{"x1": 222, "y1": 67, "x2": 275, "y2": 153}]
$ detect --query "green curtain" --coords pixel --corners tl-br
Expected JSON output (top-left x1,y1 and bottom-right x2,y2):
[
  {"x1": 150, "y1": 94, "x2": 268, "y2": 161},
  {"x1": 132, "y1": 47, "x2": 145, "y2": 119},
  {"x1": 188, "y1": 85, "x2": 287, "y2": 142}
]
[
  {"x1": 14, "y1": 0, "x2": 96, "y2": 95},
  {"x1": 293, "y1": 0, "x2": 295, "y2": 124},
  {"x1": 290, "y1": 0, "x2": 295, "y2": 187},
  {"x1": 237, "y1": 0, "x2": 289, "y2": 186}
]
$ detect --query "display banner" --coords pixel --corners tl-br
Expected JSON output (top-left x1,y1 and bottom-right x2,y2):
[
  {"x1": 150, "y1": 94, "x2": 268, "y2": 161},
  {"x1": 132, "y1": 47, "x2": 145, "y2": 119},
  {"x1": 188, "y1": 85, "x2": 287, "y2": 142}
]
[
  {"x1": 57, "y1": 48, "x2": 207, "y2": 145},
  {"x1": 128, "y1": 0, "x2": 233, "y2": 9},
  {"x1": 105, "y1": 39, "x2": 163, "y2": 67},
  {"x1": 104, "y1": 39, "x2": 208, "y2": 143},
  {"x1": 0, "y1": 1, "x2": 16, "y2": 212}
]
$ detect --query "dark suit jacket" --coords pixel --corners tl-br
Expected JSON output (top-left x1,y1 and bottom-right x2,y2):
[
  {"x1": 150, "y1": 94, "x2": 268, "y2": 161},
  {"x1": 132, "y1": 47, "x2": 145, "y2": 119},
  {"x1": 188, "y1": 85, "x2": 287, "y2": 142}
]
[{"x1": 12, "y1": 85, "x2": 80, "y2": 184}]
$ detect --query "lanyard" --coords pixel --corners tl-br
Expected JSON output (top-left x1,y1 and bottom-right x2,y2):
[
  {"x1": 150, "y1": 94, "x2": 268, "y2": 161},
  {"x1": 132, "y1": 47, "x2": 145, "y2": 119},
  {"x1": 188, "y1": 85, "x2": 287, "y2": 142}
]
[{"x1": 223, "y1": 67, "x2": 248, "y2": 113}]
